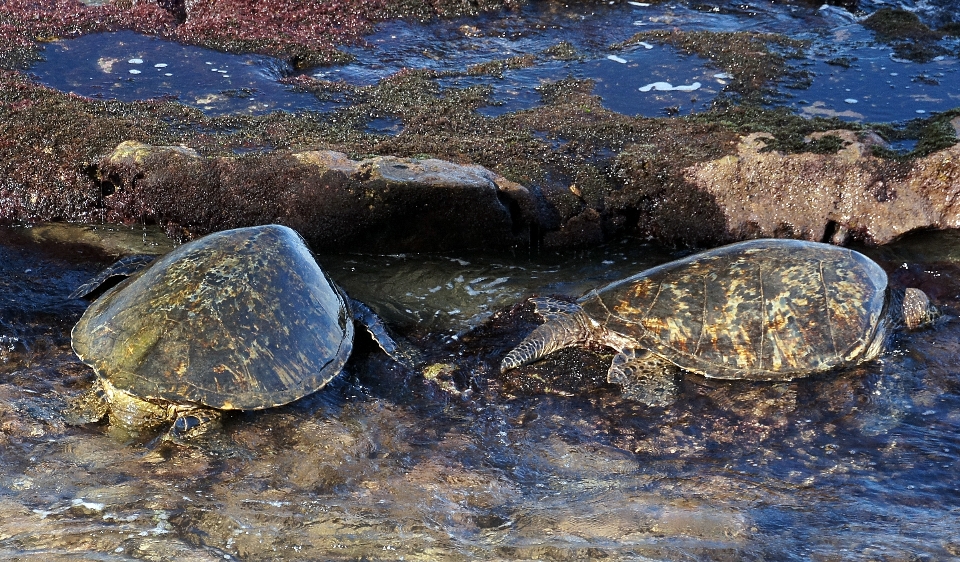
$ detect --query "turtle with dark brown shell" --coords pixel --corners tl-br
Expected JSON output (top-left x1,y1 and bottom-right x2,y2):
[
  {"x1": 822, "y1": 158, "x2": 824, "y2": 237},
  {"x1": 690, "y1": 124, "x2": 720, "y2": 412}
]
[
  {"x1": 501, "y1": 239, "x2": 939, "y2": 405},
  {"x1": 68, "y1": 224, "x2": 409, "y2": 442}
]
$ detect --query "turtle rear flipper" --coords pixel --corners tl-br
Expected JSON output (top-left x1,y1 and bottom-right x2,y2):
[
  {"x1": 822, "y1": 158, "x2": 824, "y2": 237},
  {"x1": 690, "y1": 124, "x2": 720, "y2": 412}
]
[
  {"x1": 165, "y1": 407, "x2": 223, "y2": 444},
  {"x1": 69, "y1": 254, "x2": 156, "y2": 300},
  {"x1": 607, "y1": 348, "x2": 678, "y2": 407},
  {"x1": 161, "y1": 408, "x2": 250, "y2": 458},
  {"x1": 500, "y1": 297, "x2": 597, "y2": 373},
  {"x1": 350, "y1": 298, "x2": 422, "y2": 369}
]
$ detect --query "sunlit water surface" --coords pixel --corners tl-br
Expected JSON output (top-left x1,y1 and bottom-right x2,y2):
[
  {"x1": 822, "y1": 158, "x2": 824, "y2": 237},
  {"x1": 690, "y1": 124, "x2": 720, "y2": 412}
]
[{"x1": 0, "y1": 223, "x2": 958, "y2": 560}]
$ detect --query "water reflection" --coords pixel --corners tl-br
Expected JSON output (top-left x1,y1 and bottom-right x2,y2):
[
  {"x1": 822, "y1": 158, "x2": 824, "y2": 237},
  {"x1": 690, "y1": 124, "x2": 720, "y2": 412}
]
[{"x1": 320, "y1": 241, "x2": 679, "y2": 332}]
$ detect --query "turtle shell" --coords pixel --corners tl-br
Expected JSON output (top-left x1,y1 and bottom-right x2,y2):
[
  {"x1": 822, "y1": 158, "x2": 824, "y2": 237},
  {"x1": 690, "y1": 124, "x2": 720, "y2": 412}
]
[
  {"x1": 579, "y1": 239, "x2": 889, "y2": 381},
  {"x1": 71, "y1": 225, "x2": 353, "y2": 410}
]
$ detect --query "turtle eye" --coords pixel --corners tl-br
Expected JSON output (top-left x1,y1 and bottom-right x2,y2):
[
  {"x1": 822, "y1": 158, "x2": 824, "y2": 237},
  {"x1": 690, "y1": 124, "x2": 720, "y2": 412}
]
[{"x1": 173, "y1": 415, "x2": 202, "y2": 436}]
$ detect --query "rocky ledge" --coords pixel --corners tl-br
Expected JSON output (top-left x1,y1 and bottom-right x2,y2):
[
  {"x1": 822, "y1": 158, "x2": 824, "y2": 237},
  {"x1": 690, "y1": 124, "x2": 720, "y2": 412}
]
[
  {"x1": 96, "y1": 141, "x2": 538, "y2": 252},
  {"x1": 679, "y1": 130, "x2": 960, "y2": 245},
  {"x1": 90, "y1": 130, "x2": 960, "y2": 252}
]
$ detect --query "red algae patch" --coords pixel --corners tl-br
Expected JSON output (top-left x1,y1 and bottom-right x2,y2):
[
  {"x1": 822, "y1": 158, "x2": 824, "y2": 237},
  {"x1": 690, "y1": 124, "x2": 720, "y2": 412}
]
[
  {"x1": 0, "y1": 0, "x2": 519, "y2": 70},
  {"x1": 170, "y1": 0, "x2": 384, "y2": 68},
  {"x1": 0, "y1": 0, "x2": 176, "y2": 68},
  {"x1": 171, "y1": 0, "x2": 520, "y2": 66}
]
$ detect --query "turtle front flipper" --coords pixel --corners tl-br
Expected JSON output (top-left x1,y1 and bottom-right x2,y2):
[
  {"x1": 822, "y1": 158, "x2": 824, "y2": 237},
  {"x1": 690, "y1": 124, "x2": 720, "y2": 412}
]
[
  {"x1": 500, "y1": 297, "x2": 598, "y2": 373},
  {"x1": 63, "y1": 378, "x2": 110, "y2": 425},
  {"x1": 350, "y1": 298, "x2": 422, "y2": 369},
  {"x1": 69, "y1": 254, "x2": 156, "y2": 300},
  {"x1": 607, "y1": 348, "x2": 678, "y2": 407}
]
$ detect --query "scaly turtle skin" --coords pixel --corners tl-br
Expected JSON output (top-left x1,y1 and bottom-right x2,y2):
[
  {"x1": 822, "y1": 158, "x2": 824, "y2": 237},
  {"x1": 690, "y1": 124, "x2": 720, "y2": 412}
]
[
  {"x1": 69, "y1": 224, "x2": 405, "y2": 441},
  {"x1": 501, "y1": 239, "x2": 939, "y2": 406}
]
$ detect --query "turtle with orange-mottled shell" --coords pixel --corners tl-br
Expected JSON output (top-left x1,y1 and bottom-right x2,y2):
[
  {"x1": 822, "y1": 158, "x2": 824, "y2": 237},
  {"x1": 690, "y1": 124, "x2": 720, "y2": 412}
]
[{"x1": 501, "y1": 239, "x2": 939, "y2": 405}]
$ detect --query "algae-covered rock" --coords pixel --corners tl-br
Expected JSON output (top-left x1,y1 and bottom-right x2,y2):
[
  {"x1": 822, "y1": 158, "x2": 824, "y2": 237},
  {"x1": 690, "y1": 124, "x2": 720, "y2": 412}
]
[
  {"x1": 105, "y1": 140, "x2": 200, "y2": 164},
  {"x1": 96, "y1": 141, "x2": 538, "y2": 252}
]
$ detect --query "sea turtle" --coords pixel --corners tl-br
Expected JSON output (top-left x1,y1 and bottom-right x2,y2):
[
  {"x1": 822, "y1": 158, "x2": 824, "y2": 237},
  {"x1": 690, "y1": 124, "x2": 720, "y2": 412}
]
[
  {"x1": 68, "y1": 224, "x2": 408, "y2": 442},
  {"x1": 500, "y1": 239, "x2": 939, "y2": 405}
]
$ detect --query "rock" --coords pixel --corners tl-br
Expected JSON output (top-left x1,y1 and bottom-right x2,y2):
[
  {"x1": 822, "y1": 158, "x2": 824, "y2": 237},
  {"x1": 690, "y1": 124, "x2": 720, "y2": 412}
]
[
  {"x1": 96, "y1": 141, "x2": 538, "y2": 253},
  {"x1": 98, "y1": 133, "x2": 960, "y2": 252},
  {"x1": 542, "y1": 207, "x2": 604, "y2": 249},
  {"x1": 292, "y1": 150, "x2": 360, "y2": 175},
  {"x1": 681, "y1": 130, "x2": 960, "y2": 245},
  {"x1": 20, "y1": 223, "x2": 174, "y2": 257},
  {"x1": 106, "y1": 140, "x2": 200, "y2": 163}
]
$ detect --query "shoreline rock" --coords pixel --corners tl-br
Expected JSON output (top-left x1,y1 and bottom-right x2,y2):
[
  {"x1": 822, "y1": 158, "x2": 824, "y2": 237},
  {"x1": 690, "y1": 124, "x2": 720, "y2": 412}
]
[
  {"x1": 96, "y1": 141, "x2": 538, "y2": 252},
  {"x1": 10, "y1": 131, "x2": 960, "y2": 253},
  {"x1": 0, "y1": 0, "x2": 958, "y2": 253},
  {"x1": 682, "y1": 130, "x2": 960, "y2": 245}
]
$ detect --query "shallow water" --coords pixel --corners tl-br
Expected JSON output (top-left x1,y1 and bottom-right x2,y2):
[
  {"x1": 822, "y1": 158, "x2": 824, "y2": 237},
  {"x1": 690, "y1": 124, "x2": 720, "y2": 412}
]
[
  {"x1": 29, "y1": 1, "x2": 960, "y2": 123},
  {"x1": 1, "y1": 223, "x2": 958, "y2": 560},
  {"x1": 797, "y1": 23, "x2": 960, "y2": 122},
  {"x1": 30, "y1": 30, "x2": 328, "y2": 115}
]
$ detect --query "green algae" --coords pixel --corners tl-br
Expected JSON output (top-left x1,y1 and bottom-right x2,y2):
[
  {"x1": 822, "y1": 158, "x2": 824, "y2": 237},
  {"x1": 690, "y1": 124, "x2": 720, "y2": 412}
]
[
  {"x1": 863, "y1": 8, "x2": 942, "y2": 43},
  {"x1": 541, "y1": 41, "x2": 582, "y2": 62},
  {"x1": 862, "y1": 8, "x2": 948, "y2": 63},
  {"x1": 687, "y1": 104, "x2": 857, "y2": 154},
  {"x1": 467, "y1": 54, "x2": 536, "y2": 77},
  {"x1": 873, "y1": 108, "x2": 960, "y2": 159},
  {"x1": 614, "y1": 30, "x2": 809, "y2": 101}
]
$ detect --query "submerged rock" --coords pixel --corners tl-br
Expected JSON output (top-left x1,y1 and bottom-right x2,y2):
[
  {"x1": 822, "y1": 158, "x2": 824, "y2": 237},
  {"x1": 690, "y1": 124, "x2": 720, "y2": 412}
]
[{"x1": 97, "y1": 141, "x2": 537, "y2": 252}]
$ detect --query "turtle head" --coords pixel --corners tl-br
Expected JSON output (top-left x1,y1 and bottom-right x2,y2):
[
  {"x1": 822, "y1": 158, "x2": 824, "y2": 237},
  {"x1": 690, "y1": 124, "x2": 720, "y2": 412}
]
[{"x1": 901, "y1": 287, "x2": 939, "y2": 330}]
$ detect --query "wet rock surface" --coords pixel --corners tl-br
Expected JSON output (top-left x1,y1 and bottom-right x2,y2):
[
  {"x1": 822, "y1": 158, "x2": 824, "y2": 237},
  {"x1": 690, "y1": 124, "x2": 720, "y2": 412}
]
[{"x1": 97, "y1": 141, "x2": 536, "y2": 252}]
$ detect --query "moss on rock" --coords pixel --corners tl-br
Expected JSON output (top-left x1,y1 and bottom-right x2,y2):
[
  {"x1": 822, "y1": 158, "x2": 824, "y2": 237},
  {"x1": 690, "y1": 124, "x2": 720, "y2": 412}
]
[
  {"x1": 614, "y1": 30, "x2": 808, "y2": 101},
  {"x1": 862, "y1": 8, "x2": 947, "y2": 63}
]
